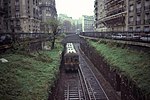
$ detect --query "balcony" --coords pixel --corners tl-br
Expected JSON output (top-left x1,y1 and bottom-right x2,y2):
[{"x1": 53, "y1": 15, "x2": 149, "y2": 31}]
[
  {"x1": 136, "y1": 20, "x2": 141, "y2": 25},
  {"x1": 94, "y1": 0, "x2": 98, "y2": 7},
  {"x1": 95, "y1": 7, "x2": 98, "y2": 11},
  {"x1": 136, "y1": 8, "x2": 142, "y2": 13},
  {"x1": 136, "y1": 0, "x2": 141, "y2": 3},
  {"x1": 105, "y1": 0, "x2": 124, "y2": 9},
  {"x1": 105, "y1": 0, "x2": 112, "y2": 4},
  {"x1": 144, "y1": 5, "x2": 150, "y2": 12},
  {"x1": 39, "y1": 4, "x2": 55, "y2": 11},
  {"x1": 95, "y1": 12, "x2": 98, "y2": 16},
  {"x1": 106, "y1": 7, "x2": 125, "y2": 17},
  {"x1": 144, "y1": 19, "x2": 150, "y2": 25},
  {"x1": 100, "y1": 12, "x2": 126, "y2": 27},
  {"x1": 129, "y1": 21, "x2": 134, "y2": 25},
  {"x1": 129, "y1": 0, "x2": 134, "y2": 4},
  {"x1": 15, "y1": 6, "x2": 20, "y2": 11}
]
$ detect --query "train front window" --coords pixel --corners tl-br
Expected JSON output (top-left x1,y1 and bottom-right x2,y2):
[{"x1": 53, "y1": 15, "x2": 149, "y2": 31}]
[
  {"x1": 71, "y1": 58, "x2": 73, "y2": 62},
  {"x1": 75, "y1": 58, "x2": 78, "y2": 62},
  {"x1": 65, "y1": 58, "x2": 69, "y2": 63}
]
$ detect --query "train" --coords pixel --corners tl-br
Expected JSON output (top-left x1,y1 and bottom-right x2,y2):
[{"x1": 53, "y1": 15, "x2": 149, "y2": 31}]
[{"x1": 63, "y1": 43, "x2": 79, "y2": 71}]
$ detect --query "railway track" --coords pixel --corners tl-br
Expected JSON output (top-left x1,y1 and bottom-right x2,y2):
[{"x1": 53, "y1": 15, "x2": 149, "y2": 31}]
[
  {"x1": 64, "y1": 72, "x2": 84, "y2": 100},
  {"x1": 64, "y1": 43, "x2": 109, "y2": 100},
  {"x1": 79, "y1": 55, "x2": 108, "y2": 100}
]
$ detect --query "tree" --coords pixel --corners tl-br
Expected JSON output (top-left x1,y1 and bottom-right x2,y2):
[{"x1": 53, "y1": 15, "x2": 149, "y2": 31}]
[{"x1": 47, "y1": 18, "x2": 60, "y2": 49}]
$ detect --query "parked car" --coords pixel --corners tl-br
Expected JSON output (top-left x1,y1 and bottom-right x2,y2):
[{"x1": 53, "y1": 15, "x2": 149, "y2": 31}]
[
  {"x1": 140, "y1": 34, "x2": 150, "y2": 42},
  {"x1": 112, "y1": 34, "x2": 126, "y2": 39}
]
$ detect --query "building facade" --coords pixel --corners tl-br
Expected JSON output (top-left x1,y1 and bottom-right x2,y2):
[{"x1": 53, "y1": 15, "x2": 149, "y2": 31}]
[
  {"x1": 39, "y1": 0, "x2": 57, "y2": 33},
  {"x1": 58, "y1": 14, "x2": 74, "y2": 33},
  {"x1": 39, "y1": 0, "x2": 57, "y2": 22},
  {"x1": 0, "y1": 0, "x2": 57, "y2": 33},
  {"x1": 94, "y1": 0, "x2": 150, "y2": 32},
  {"x1": 128, "y1": 0, "x2": 150, "y2": 32},
  {"x1": 94, "y1": 0, "x2": 107, "y2": 32},
  {"x1": 103, "y1": 0, "x2": 127, "y2": 31},
  {"x1": 82, "y1": 15, "x2": 94, "y2": 32},
  {"x1": 8, "y1": 0, "x2": 41, "y2": 33}
]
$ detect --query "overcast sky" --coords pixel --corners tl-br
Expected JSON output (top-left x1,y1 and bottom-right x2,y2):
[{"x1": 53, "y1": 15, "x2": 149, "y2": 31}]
[{"x1": 55, "y1": 0, "x2": 94, "y2": 19}]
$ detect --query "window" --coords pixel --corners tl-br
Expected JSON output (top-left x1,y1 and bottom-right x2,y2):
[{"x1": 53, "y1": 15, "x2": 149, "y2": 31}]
[
  {"x1": 144, "y1": 26, "x2": 150, "y2": 31},
  {"x1": 129, "y1": 27, "x2": 133, "y2": 31},
  {"x1": 136, "y1": 15, "x2": 141, "y2": 21},
  {"x1": 136, "y1": 27, "x2": 141, "y2": 31},
  {"x1": 75, "y1": 58, "x2": 78, "y2": 62},
  {"x1": 129, "y1": 16, "x2": 133, "y2": 21},
  {"x1": 15, "y1": 12, "x2": 20, "y2": 18},
  {"x1": 33, "y1": 0, "x2": 35, "y2": 4},
  {"x1": 136, "y1": 2, "x2": 141, "y2": 9},
  {"x1": 129, "y1": 4, "x2": 134, "y2": 12},
  {"x1": 145, "y1": 13, "x2": 149, "y2": 20},
  {"x1": 15, "y1": 1, "x2": 19, "y2": 6}
]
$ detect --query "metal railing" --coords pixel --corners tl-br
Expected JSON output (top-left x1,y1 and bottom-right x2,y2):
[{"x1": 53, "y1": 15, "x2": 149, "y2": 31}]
[
  {"x1": 80, "y1": 31, "x2": 150, "y2": 43},
  {"x1": 0, "y1": 32, "x2": 52, "y2": 48}
]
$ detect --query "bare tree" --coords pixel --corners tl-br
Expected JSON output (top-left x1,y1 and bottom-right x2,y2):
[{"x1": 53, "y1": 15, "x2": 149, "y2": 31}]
[{"x1": 47, "y1": 18, "x2": 60, "y2": 49}]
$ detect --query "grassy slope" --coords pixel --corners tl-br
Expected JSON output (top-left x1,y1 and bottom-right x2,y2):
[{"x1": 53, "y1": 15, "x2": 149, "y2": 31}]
[
  {"x1": 0, "y1": 44, "x2": 62, "y2": 100},
  {"x1": 89, "y1": 40, "x2": 150, "y2": 94}
]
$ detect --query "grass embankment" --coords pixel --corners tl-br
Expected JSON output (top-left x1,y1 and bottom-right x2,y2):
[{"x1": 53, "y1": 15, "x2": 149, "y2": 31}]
[
  {"x1": 88, "y1": 40, "x2": 150, "y2": 94},
  {"x1": 0, "y1": 43, "x2": 62, "y2": 100}
]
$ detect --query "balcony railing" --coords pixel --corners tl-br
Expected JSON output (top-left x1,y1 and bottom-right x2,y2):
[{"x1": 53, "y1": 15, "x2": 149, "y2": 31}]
[
  {"x1": 94, "y1": 0, "x2": 98, "y2": 6},
  {"x1": 136, "y1": 20, "x2": 141, "y2": 25},
  {"x1": 105, "y1": 0, "x2": 124, "y2": 9},
  {"x1": 95, "y1": 7, "x2": 98, "y2": 11},
  {"x1": 144, "y1": 19, "x2": 150, "y2": 24},
  {"x1": 105, "y1": 0, "x2": 112, "y2": 4},
  {"x1": 136, "y1": 8, "x2": 142, "y2": 13},
  {"x1": 129, "y1": 0, "x2": 134, "y2": 4},
  {"x1": 129, "y1": 21, "x2": 134, "y2": 25},
  {"x1": 106, "y1": 7, "x2": 125, "y2": 17},
  {"x1": 99, "y1": 11, "x2": 126, "y2": 23},
  {"x1": 144, "y1": 5, "x2": 150, "y2": 12},
  {"x1": 39, "y1": 4, "x2": 56, "y2": 13},
  {"x1": 15, "y1": 6, "x2": 20, "y2": 11},
  {"x1": 136, "y1": 0, "x2": 141, "y2": 3}
]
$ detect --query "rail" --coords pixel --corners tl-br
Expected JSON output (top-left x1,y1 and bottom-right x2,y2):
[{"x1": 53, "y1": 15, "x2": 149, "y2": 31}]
[
  {"x1": 64, "y1": 72, "x2": 83, "y2": 100},
  {"x1": 79, "y1": 46, "x2": 109, "y2": 100},
  {"x1": 65, "y1": 43, "x2": 109, "y2": 100},
  {"x1": 86, "y1": 79, "x2": 96, "y2": 100}
]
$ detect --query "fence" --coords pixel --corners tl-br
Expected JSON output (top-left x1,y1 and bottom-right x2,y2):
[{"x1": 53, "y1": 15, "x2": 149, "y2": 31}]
[
  {"x1": 0, "y1": 32, "x2": 52, "y2": 52},
  {"x1": 80, "y1": 31, "x2": 150, "y2": 43}
]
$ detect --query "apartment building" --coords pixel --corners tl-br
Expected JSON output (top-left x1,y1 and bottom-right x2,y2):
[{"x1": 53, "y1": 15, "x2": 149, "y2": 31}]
[
  {"x1": 0, "y1": 0, "x2": 57, "y2": 33},
  {"x1": 8, "y1": 0, "x2": 41, "y2": 33},
  {"x1": 94, "y1": 0, "x2": 107, "y2": 32},
  {"x1": 128, "y1": 0, "x2": 150, "y2": 31},
  {"x1": 82, "y1": 15, "x2": 94, "y2": 32},
  {"x1": 39, "y1": 0, "x2": 57, "y2": 22},
  {"x1": 94, "y1": 0, "x2": 150, "y2": 32},
  {"x1": 39, "y1": 0, "x2": 57, "y2": 33},
  {"x1": 94, "y1": 0, "x2": 127, "y2": 31},
  {"x1": 103, "y1": 0, "x2": 127, "y2": 31}
]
